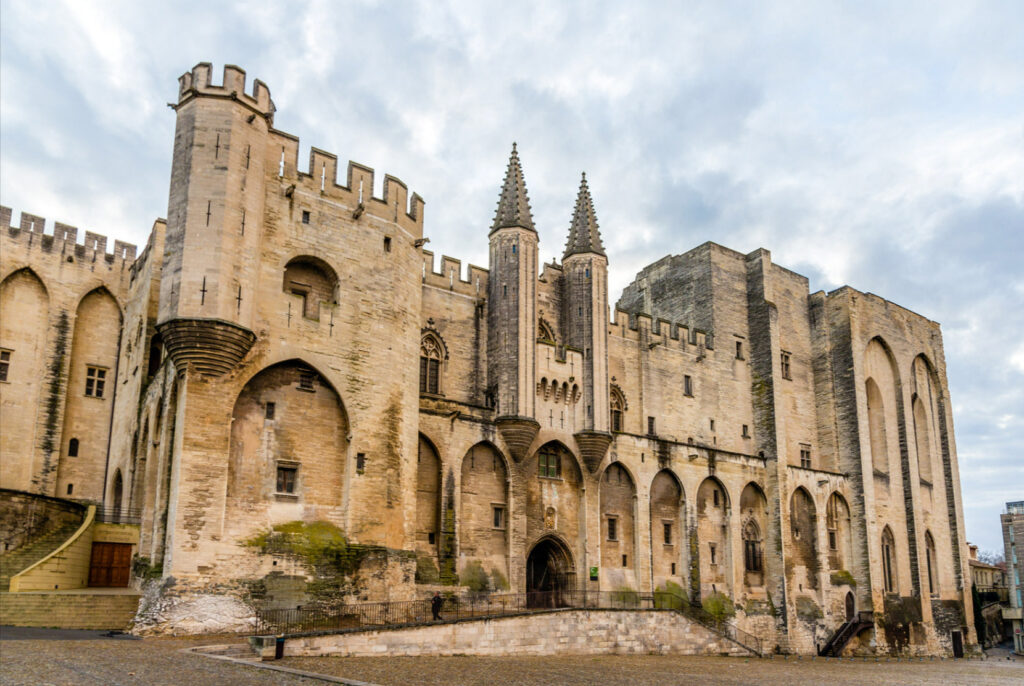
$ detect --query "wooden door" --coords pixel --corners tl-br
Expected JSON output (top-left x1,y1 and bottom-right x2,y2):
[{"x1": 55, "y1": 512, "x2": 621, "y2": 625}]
[
  {"x1": 845, "y1": 592, "x2": 855, "y2": 621},
  {"x1": 88, "y1": 542, "x2": 132, "y2": 587}
]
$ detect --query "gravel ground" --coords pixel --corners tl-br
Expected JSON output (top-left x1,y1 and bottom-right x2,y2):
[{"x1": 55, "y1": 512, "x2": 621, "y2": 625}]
[
  {"x1": 278, "y1": 653, "x2": 1024, "y2": 686},
  {"x1": 2, "y1": 626, "x2": 1021, "y2": 686}
]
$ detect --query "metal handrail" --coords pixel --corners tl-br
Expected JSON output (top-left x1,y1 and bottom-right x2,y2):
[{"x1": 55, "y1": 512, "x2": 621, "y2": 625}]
[
  {"x1": 255, "y1": 589, "x2": 762, "y2": 656},
  {"x1": 94, "y1": 507, "x2": 142, "y2": 525}
]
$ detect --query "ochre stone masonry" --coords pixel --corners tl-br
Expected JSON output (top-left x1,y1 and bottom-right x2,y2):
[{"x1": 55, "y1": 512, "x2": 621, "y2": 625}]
[{"x1": 0, "y1": 63, "x2": 975, "y2": 654}]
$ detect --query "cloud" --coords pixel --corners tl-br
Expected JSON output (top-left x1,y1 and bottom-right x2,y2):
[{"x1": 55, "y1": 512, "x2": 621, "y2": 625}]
[{"x1": 2, "y1": 0, "x2": 1022, "y2": 550}]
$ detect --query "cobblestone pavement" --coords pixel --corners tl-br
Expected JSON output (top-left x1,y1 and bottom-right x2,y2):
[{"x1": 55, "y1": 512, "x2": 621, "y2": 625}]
[
  {"x1": 279, "y1": 653, "x2": 1024, "y2": 686},
  {"x1": 0, "y1": 631, "x2": 316, "y2": 686},
  {"x1": 2, "y1": 626, "x2": 1022, "y2": 686}
]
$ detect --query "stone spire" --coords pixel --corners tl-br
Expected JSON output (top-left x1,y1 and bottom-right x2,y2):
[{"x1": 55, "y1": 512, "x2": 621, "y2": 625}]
[
  {"x1": 563, "y1": 172, "x2": 606, "y2": 258},
  {"x1": 491, "y1": 143, "x2": 535, "y2": 233}
]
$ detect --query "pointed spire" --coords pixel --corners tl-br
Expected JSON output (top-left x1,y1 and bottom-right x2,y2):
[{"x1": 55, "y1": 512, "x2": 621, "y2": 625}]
[
  {"x1": 564, "y1": 172, "x2": 606, "y2": 258},
  {"x1": 491, "y1": 142, "x2": 536, "y2": 233}
]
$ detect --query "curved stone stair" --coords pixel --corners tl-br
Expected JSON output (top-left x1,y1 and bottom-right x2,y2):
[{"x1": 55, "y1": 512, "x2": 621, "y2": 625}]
[{"x1": 0, "y1": 519, "x2": 85, "y2": 591}]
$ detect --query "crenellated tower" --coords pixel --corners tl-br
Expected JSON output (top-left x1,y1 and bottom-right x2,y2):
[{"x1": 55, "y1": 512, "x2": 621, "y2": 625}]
[
  {"x1": 562, "y1": 173, "x2": 612, "y2": 471},
  {"x1": 487, "y1": 144, "x2": 541, "y2": 461},
  {"x1": 156, "y1": 63, "x2": 274, "y2": 375}
]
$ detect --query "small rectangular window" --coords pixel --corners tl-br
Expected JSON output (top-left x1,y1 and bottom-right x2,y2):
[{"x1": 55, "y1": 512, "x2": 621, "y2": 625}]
[
  {"x1": 742, "y1": 424, "x2": 750, "y2": 438},
  {"x1": 607, "y1": 517, "x2": 618, "y2": 541},
  {"x1": 301, "y1": 210, "x2": 311, "y2": 224},
  {"x1": 671, "y1": 562, "x2": 676, "y2": 575},
  {"x1": 800, "y1": 444, "x2": 812, "y2": 469},
  {"x1": 683, "y1": 375, "x2": 693, "y2": 397},
  {"x1": 85, "y1": 366, "x2": 107, "y2": 398},
  {"x1": 66, "y1": 483, "x2": 73, "y2": 495},
  {"x1": 298, "y1": 371, "x2": 316, "y2": 391},
  {"x1": 735, "y1": 341, "x2": 744, "y2": 359},
  {"x1": 428, "y1": 532, "x2": 436, "y2": 545},
  {"x1": 276, "y1": 465, "x2": 297, "y2": 494},
  {"x1": 492, "y1": 506, "x2": 505, "y2": 529},
  {"x1": 709, "y1": 543, "x2": 717, "y2": 565},
  {"x1": 713, "y1": 489, "x2": 720, "y2": 508},
  {"x1": 647, "y1": 416, "x2": 656, "y2": 435},
  {"x1": 622, "y1": 554, "x2": 628, "y2": 568},
  {"x1": 265, "y1": 402, "x2": 276, "y2": 420},
  {"x1": 709, "y1": 419, "x2": 715, "y2": 432},
  {"x1": 663, "y1": 522, "x2": 673, "y2": 545},
  {"x1": 356, "y1": 453, "x2": 366, "y2": 474},
  {"x1": 781, "y1": 351, "x2": 792, "y2": 380},
  {"x1": 0, "y1": 349, "x2": 11, "y2": 382},
  {"x1": 384, "y1": 236, "x2": 392, "y2": 252},
  {"x1": 829, "y1": 530, "x2": 838, "y2": 551}
]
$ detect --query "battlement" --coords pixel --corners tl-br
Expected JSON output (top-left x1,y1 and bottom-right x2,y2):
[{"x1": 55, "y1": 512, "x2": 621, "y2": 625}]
[
  {"x1": 1, "y1": 206, "x2": 137, "y2": 263},
  {"x1": 608, "y1": 307, "x2": 713, "y2": 352},
  {"x1": 421, "y1": 249, "x2": 488, "y2": 297},
  {"x1": 177, "y1": 62, "x2": 274, "y2": 118},
  {"x1": 271, "y1": 133, "x2": 426, "y2": 236}
]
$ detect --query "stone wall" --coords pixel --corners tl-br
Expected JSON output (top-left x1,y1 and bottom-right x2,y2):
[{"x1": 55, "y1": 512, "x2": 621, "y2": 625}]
[{"x1": 285, "y1": 609, "x2": 754, "y2": 658}]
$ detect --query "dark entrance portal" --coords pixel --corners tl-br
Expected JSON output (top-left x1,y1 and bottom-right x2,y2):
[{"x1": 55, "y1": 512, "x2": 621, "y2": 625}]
[
  {"x1": 845, "y1": 591, "x2": 855, "y2": 621},
  {"x1": 526, "y1": 537, "x2": 574, "y2": 607}
]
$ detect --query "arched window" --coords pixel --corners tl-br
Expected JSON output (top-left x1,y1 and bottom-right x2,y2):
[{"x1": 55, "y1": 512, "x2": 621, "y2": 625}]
[
  {"x1": 743, "y1": 520, "x2": 762, "y2": 572},
  {"x1": 283, "y1": 256, "x2": 338, "y2": 321},
  {"x1": 610, "y1": 386, "x2": 626, "y2": 432},
  {"x1": 538, "y1": 318, "x2": 556, "y2": 343},
  {"x1": 420, "y1": 334, "x2": 443, "y2": 395},
  {"x1": 881, "y1": 526, "x2": 897, "y2": 593},
  {"x1": 68, "y1": 438, "x2": 79, "y2": 457}
]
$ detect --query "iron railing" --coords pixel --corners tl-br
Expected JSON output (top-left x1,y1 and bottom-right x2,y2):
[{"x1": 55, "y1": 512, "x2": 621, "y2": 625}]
[
  {"x1": 255, "y1": 589, "x2": 762, "y2": 655},
  {"x1": 94, "y1": 507, "x2": 142, "y2": 525},
  {"x1": 976, "y1": 586, "x2": 1009, "y2": 604}
]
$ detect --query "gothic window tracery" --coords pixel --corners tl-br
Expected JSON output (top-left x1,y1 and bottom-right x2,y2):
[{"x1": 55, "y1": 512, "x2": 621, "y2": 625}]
[{"x1": 420, "y1": 334, "x2": 443, "y2": 395}]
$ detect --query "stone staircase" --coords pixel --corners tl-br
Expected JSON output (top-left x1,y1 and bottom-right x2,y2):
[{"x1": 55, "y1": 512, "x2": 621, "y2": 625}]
[
  {"x1": 818, "y1": 611, "x2": 874, "y2": 657},
  {"x1": 0, "y1": 590, "x2": 141, "y2": 630},
  {"x1": 0, "y1": 518, "x2": 84, "y2": 591}
]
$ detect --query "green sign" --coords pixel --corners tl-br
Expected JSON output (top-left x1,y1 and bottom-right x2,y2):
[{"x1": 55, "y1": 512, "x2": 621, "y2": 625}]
[{"x1": 589, "y1": 566, "x2": 599, "y2": 580}]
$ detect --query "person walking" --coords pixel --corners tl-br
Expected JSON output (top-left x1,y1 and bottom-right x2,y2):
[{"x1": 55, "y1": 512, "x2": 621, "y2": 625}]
[{"x1": 431, "y1": 592, "x2": 443, "y2": 621}]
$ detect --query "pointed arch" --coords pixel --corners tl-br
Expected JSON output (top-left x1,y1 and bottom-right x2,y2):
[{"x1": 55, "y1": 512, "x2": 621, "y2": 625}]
[
  {"x1": 881, "y1": 525, "x2": 898, "y2": 593},
  {"x1": 600, "y1": 461, "x2": 636, "y2": 576},
  {"x1": 537, "y1": 317, "x2": 556, "y2": 344},
  {"x1": 790, "y1": 486, "x2": 819, "y2": 590},
  {"x1": 459, "y1": 441, "x2": 509, "y2": 580},
  {"x1": 924, "y1": 530, "x2": 938, "y2": 595},
  {"x1": 526, "y1": 441, "x2": 583, "y2": 568},
  {"x1": 826, "y1": 492, "x2": 853, "y2": 572},
  {"x1": 697, "y1": 476, "x2": 731, "y2": 597},
  {"x1": 0, "y1": 267, "x2": 50, "y2": 491},
  {"x1": 283, "y1": 255, "x2": 339, "y2": 320},
  {"x1": 416, "y1": 433, "x2": 442, "y2": 557},
  {"x1": 609, "y1": 384, "x2": 626, "y2": 432},
  {"x1": 741, "y1": 482, "x2": 768, "y2": 585},
  {"x1": 227, "y1": 360, "x2": 349, "y2": 522},
  {"x1": 651, "y1": 468, "x2": 684, "y2": 580}
]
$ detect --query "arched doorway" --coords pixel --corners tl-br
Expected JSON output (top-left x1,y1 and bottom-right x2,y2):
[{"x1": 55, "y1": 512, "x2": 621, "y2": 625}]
[
  {"x1": 845, "y1": 591, "x2": 855, "y2": 621},
  {"x1": 526, "y1": 536, "x2": 575, "y2": 606}
]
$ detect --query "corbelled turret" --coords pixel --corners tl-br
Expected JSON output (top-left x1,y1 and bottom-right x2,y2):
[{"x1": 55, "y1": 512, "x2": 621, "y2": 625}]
[
  {"x1": 563, "y1": 172, "x2": 606, "y2": 258},
  {"x1": 562, "y1": 173, "x2": 611, "y2": 472},
  {"x1": 488, "y1": 144, "x2": 540, "y2": 461}
]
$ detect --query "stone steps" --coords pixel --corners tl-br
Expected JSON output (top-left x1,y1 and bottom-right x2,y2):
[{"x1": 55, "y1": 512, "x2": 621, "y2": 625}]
[
  {"x1": 0, "y1": 592, "x2": 141, "y2": 630},
  {"x1": 0, "y1": 520, "x2": 84, "y2": 590}
]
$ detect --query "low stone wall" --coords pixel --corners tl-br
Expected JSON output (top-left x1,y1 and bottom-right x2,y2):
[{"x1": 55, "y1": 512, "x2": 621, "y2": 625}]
[
  {"x1": 285, "y1": 609, "x2": 754, "y2": 658},
  {"x1": 0, "y1": 489, "x2": 85, "y2": 554},
  {"x1": 0, "y1": 591, "x2": 141, "y2": 630}
]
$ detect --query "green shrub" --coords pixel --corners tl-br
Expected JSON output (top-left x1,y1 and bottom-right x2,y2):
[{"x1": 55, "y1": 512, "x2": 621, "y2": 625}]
[
  {"x1": 489, "y1": 566, "x2": 509, "y2": 591},
  {"x1": 654, "y1": 580, "x2": 685, "y2": 609},
  {"x1": 460, "y1": 560, "x2": 489, "y2": 593},
  {"x1": 415, "y1": 555, "x2": 439, "y2": 584},
  {"x1": 830, "y1": 569, "x2": 856, "y2": 587},
  {"x1": 702, "y1": 591, "x2": 735, "y2": 626}
]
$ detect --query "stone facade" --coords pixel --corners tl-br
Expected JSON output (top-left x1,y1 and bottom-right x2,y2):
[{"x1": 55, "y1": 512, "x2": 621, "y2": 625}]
[{"x1": 0, "y1": 63, "x2": 976, "y2": 654}]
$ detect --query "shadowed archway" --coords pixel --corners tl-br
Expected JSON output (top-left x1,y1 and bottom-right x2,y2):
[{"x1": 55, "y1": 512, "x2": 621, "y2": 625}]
[{"x1": 526, "y1": 536, "x2": 575, "y2": 606}]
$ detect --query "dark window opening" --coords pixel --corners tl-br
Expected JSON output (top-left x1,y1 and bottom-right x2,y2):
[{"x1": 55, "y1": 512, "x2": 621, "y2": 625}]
[
  {"x1": 663, "y1": 522, "x2": 673, "y2": 545},
  {"x1": 301, "y1": 210, "x2": 311, "y2": 224},
  {"x1": 607, "y1": 517, "x2": 618, "y2": 541},
  {"x1": 85, "y1": 366, "x2": 106, "y2": 398},
  {"x1": 356, "y1": 453, "x2": 366, "y2": 474},
  {"x1": 276, "y1": 465, "x2": 297, "y2": 494},
  {"x1": 265, "y1": 402, "x2": 276, "y2": 420},
  {"x1": 735, "y1": 341, "x2": 744, "y2": 359},
  {"x1": 709, "y1": 418, "x2": 715, "y2": 432},
  {"x1": 68, "y1": 438, "x2": 79, "y2": 457},
  {"x1": 744, "y1": 539, "x2": 762, "y2": 572},
  {"x1": 828, "y1": 530, "x2": 838, "y2": 551},
  {"x1": 709, "y1": 543, "x2": 717, "y2": 565},
  {"x1": 384, "y1": 236, "x2": 392, "y2": 252},
  {"x1": 67, "y1": 483, "x2": 73, "y2": 495},
  {"x1": 428, "y1": 532, "x2": 436, "y2": 545},
  {"x1": 493, "y1": 506, "x2": 505, "y2": 529},
  {"x1": 800, "y1": 445, "x2": 812, "y2": 469},
  {"x1": 742, "y1": 424, "x2": 750, "y2": 438},
  {"x1": 781, "y1": 352, "x2": 792, "y2": 380},
  {"x1": 713, "y1": 489, "x2": 720, "y2": 508},
  {"x1": 671, "y1": 562, "x2": 677, "y2": 575},
  {"x1": 683, "y1": 375, "x2": 693, "y2": 397},
  {"x1": 147, "y1": 334, "x2": 163, "y2": 378},
  {"x1": 0, "y1": 349, "x2": 12, "y2": 381},
  {"x1": 298, "y1": 371, "x2": 316, "y2": 391},
  {"x1": 647, "y1": 416, "x2": 656, "y2": 435},
  {"x1": 621, "y1": 554, "x2": 628, "y2": 567}
]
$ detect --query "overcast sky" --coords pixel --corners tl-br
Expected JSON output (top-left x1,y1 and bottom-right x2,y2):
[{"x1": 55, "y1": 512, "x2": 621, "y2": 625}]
[{"x1": 2, "y1": 1, "x2": 1021, "y2": 553}]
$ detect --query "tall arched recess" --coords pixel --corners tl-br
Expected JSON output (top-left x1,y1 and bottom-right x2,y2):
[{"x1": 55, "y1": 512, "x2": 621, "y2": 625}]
[
  {"x1": 696, "y1": 476, "x2": 731, "y2": 598},
  {"x1": 600, "y1": 462, "x2": 636, "y2": 587},
  {"x1": 57, "y1": 287, "x2": 122, "y2": 502},
  {"x1": 459, "y1": 442, "x2": 509, "y2": 585},
  {"x1": 0, "y1": 268, "x2": 49, "y2": 492},
  {"x1": 650, "y1": 470, "x2": 684, "y2": 589},
  {"x1": 740, "y1": 482, "x2": 768, "y2": 589},
  {"x1": 226, "y1": 361, "x2": 349, "y2": 530},
  {"x1": 415, "y1": 434, "x2": 441, "y2": 559}
]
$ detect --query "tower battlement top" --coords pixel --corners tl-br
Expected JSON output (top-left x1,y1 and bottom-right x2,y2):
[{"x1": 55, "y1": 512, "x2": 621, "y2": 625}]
[
  {"x1": 1, "y1": 205, "x2": 137, "y2": 263},
  {"x1": 177, "y1": 63, "x2": 275, "y2": 119}
]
